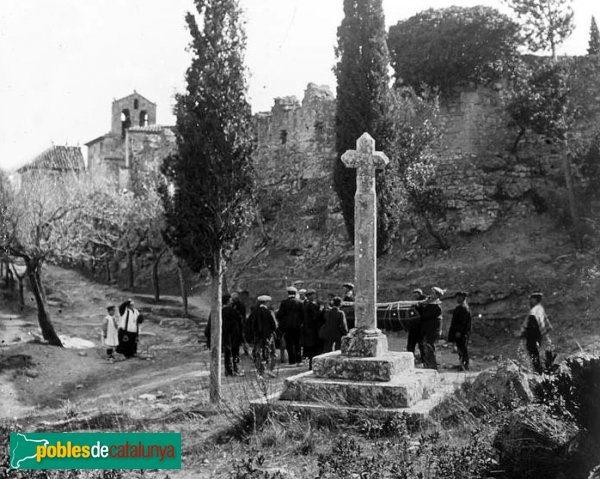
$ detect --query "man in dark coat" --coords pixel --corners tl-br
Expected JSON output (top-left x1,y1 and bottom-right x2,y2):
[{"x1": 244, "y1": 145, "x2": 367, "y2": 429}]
[
  {"x1": 276, "y1": 286, "x2": 305, "y2": 365},
  {"x1": 232, "y1": 291, "x2": 251, "y2": 356},
  {"x1": 448, "y1": 291, "x2": 472, "y2": 370},
  {"x1": 117, "y1": 299, "x2": 144, "y2": 358},
  {"x1": 320, "y1": 297, "x2": 349, "y2": 352},
  {"x1": 204, "y1": 294, "x2": 244, "y2": 376},
  {"x1": 302, "y1": 289, "x2": 324, "y2": 369},
  {"x1": 407, "y1": 288, "x2": 426, "y2": 357},
  {"x1": 419, "y1": 287, "x2": 445, "y2": 370},
  {"x1": 250, "y1": 295, "x2": 278, "y2": 376}
]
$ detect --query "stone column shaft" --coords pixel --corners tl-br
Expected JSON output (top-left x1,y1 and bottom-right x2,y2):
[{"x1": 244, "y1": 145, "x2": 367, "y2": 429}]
[{"x1": 354, "y1": 168, "x2": 377, "y2": 331}]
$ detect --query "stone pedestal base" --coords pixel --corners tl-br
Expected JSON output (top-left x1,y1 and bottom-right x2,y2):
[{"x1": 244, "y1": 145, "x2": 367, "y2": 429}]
[
  {"x1": 313, "y1": 351, "x2": 414, "y2": 382},
  {"x1": 278, "y1": 327, "x2": 442, "y2": 413},
  {"x1": 341, "y1": 328, "x2": 388, "y2": 357},
  {"x1": 279, "y1": 369, "x2": 438, "y2": 408}
]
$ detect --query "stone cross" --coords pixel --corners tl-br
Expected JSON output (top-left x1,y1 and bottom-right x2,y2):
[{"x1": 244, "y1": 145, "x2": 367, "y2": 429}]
[{"x1": 341, "y1": 132, "x2": 389, "y2": 332}]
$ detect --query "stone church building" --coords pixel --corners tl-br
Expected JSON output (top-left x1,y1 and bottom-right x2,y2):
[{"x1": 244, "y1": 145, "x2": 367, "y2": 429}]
[{"x1": 86, "y1": 91, "x2": 175, "y2": 191}]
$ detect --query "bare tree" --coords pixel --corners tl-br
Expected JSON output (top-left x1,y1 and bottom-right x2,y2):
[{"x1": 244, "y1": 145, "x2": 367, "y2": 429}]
[{"x1": 0, "y1": 172, "x2": 97, "y2": 346}]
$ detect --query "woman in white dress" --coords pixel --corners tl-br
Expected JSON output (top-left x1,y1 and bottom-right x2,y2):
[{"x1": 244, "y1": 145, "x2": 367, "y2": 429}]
[{"x1": 102, "y1": 304, "x2": 120, "y2": 361}]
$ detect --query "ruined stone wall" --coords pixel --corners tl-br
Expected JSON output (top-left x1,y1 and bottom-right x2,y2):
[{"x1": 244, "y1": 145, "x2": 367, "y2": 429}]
[
  {"x1": 434, "y1": 61, "x2": 600, "y2": 235},
  {"x1": 434, "y1": 85, "x2": 563, "y2": 234},
  {"x1": 248, "y1": 83, "x2": 347, "y2": 274},
  {"x1": 248, "y1": 67, "x2": 600, "y2": 267},
  {"x1": 127, "y1": 126, "x2": 176, "y2": 195}
]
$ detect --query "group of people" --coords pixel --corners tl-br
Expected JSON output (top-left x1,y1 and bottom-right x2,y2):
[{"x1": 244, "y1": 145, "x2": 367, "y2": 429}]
[
  {"x1": 407, "y1": 287, "x2": 472, "y2": 371},
  {"x1": 205, "y1": 283, "x2": 353, "y2": 377},
  {"x1": 204, "y1": 281, "x2": 553, "y2": 376},
  {"x1": 101, "y1": 299, "x2": 144, "y2": 361},
  {"x1": 407, "y1": 287, "x2": 552, "y2": 373}
]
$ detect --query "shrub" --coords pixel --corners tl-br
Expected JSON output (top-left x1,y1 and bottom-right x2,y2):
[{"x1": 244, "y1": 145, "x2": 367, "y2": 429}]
[
  {"x1": 388, "y1": 6, "x2": 520, "y2": 96},
  {"x1": 316, "y1": 429, "x2": 495, "y2": 479},
  {"x1": 493, "y1": 405, "x2": 578, "y2": 479},
  {"x1": 535, "y1": 354, "x2": 600, "y2": 438}
]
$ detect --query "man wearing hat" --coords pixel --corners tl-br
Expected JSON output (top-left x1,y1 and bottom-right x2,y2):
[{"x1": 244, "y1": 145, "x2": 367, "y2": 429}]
[
  {"x1": 302, "y1": 289, "x2": 324, "y2": 369},
  {"x1": 448, "y1": 291, "x2": 472, "y2": 370},
  {"x1": 342, "y1": 283, "x2": 355, "y2": 302},
  {"x1": 298, "y1": 289, "x2": 307, "y2": 302},
  {"x1": 407, "y1": 288, "x2": 426, "y2": 357},
  {"x1": 204, "y1": 295, "x2": 244, "y2": 376},
  {"x1": 250, "y1": 295, "x2": 278, "y2": 377},
  {"x1": 419, "y1": 287, "x2": 445, "y2": 370},
  {"x1": 520, "y1": 292, "x2": 552, "y2": 373},
  {"x1": 276, "y1": 286, "x2": 305, "y2": 365}
]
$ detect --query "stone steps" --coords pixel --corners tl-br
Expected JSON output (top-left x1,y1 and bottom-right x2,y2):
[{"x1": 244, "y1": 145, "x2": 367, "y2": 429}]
[
  {"x1": 279, "y1": 368, "x2": 438, "y2": 409},
  {"x1": 253, "y1": 372, "x2": 471, "y2": 419}
]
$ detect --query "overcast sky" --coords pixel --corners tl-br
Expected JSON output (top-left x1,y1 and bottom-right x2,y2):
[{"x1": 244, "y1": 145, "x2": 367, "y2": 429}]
[{"x1": 0, "y1": 0, "x2": 597, "y2": 171}]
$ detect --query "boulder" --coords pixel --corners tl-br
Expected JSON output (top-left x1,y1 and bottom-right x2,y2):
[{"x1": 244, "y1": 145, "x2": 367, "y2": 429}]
[{"x1": 471, "y1": 360, "x2": 534, "y2": 407}]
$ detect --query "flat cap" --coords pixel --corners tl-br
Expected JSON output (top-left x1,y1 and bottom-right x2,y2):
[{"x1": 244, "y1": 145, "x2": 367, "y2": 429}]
[
  {"x1": 293, "y1": 280, "x2": 304, "y2": 286},
  {"x1": 287, "y1": 286, "x2": 298, "y2": 293},
  {"x1": 412, "y1": 288, "x2": 423, "y2": 295},
  {"x1": 431, "y1": 286, "x2": 445, "y2": 297},
  {"x1": 298, "y1": 288, "x2": 307, "y2": 294},
  {"x1": 343, "y1": 283, "x2": 354, "y2": 289},
  {"x1": 530, "y1": 292, "x2": 543, "y2": 300},
  {"x1": 257, "y1": 295, "x2": 272, "y2": 302}
]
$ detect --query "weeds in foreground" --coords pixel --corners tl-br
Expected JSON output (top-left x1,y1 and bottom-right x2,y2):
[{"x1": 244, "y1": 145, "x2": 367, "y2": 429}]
[{"x1": 230, "y1": 411, "x2": 497, "y2": 479}]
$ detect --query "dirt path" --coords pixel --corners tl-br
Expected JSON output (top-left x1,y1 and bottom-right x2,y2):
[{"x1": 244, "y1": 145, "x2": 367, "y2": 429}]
[{"x1": 0, "y1": 265, "x2": 213, "y2": 421}]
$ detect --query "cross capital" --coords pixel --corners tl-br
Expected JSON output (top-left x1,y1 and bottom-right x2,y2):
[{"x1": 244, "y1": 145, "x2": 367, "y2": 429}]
[{"x1": 341, "y1": 132, "x2": 389, "y2": 171}]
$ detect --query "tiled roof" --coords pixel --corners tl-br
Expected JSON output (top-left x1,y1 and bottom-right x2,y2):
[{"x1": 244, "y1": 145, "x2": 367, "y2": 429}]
[
  {"x1": 127, "y1": 125, "x2": 174, "y2": 134},
  {"x1": 18, "y1": 145, "x2": 85, "y2": 173}
]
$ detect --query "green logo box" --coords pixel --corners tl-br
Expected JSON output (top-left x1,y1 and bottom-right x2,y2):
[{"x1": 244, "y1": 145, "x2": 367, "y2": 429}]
[{"x1": 9, "y1": 432, "x2": 181, "y2": 470}]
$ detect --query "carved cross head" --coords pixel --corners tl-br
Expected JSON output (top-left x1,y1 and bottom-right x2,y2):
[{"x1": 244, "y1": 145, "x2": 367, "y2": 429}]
[{"x1": 341, "y1": 132, "x2": 389, "y2": 174}]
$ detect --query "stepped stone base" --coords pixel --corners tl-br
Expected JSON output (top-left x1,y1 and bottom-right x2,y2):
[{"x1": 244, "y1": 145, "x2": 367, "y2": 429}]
[
  {"x1": 313, "y1": 351, "x2": 415, "y2": 382},
  {"x1": 257, "y1": 371, "x2": 474, "y2": 419},
  {"x1": 279, "y1": 369, "x2": 438, "y2": 408}
]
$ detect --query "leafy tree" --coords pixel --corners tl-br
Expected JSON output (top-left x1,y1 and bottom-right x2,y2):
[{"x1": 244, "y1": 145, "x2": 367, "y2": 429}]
[
  {"x1": 388, "y1": 6, "x2": 520, "y2": 96},
  {"x1": 507, "y1": 61, "x2": 581, "y2": 245},
  {"x1": 387, "y1": 88, "x2": 448, "y2": 249},
  {"x1": 588, "y1": 16, "x2": 600, "y2": 56},
  {"x1": 160, "y1": 0, "x2": 255, "y2": 403},
  {"x1": 334, "y1": 0, "x2": 396, "y2": 255},
  {"x1": 504, "y1": 0, "x2": 574, "y2": 60}
]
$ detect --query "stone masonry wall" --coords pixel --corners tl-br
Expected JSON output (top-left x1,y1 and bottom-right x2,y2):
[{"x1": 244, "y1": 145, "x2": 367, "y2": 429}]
[
  {"x1": 127, "y1": 126, "x2": 177, "y2": 195},
  {"x1": 434, "y1": 85, "x2": 563, "y2": 234},
  {"x1": 247, "y1": 66, "x2": 600, "y2": 271},
  {"x1": 249, "y1": 83, "x2": 347, "y2": 275}
]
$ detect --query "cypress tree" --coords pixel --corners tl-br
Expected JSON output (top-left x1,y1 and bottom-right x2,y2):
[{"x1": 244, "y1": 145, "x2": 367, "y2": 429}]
[
  {"x1": 588, "y1": 16, "x2": 600, "y2": 55},
  {"x1": 334, "y1": 0, "x2": 395, "y2": 255},
  {"x1": 160, "y1": 0, "x2": 255, "y2": 403}
]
